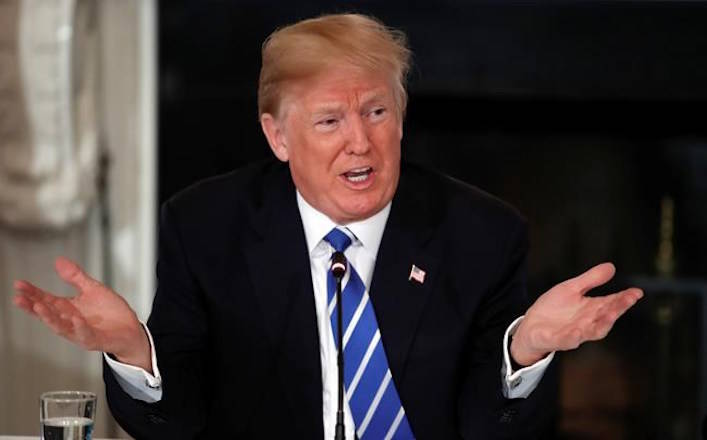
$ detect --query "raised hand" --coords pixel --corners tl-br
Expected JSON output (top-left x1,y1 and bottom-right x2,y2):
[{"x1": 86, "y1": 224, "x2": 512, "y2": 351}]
[
  {"x1": 510, "y1": 262, "x2": 643, "y2": 366},
  {"x1": 12, "y1": 257, "x2": 152, "y2": 371}
]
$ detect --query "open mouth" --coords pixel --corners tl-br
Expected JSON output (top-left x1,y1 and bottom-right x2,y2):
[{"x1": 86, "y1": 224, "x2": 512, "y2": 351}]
[{"x1": 342, "y1": 166, "x2": 373, "y2": 183}]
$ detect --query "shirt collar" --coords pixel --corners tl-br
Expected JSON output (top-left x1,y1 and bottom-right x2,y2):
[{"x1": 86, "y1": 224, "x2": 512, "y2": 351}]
[{"x1": 296, "y1": 191, "x2": 391, "y2": 256}]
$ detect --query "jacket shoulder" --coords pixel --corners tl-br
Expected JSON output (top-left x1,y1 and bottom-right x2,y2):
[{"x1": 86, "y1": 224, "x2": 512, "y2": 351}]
[
  {"x1": 162, "y1": 159, "x2": 292, "y2": 229},
  {"x1": 166, "y1": 159, "x2": 284, "y2": 210}
]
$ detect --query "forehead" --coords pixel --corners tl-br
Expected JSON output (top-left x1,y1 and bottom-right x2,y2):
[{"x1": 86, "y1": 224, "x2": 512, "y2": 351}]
[{"x1": 282, "y1": 66, "x2": 395, "y2": 114}]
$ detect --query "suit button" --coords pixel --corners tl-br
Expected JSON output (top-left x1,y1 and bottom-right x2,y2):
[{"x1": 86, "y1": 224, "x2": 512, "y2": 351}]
[
  {"x1": 499, "y1": 409, "x2": 517, "y2": 423},
  {"x1": 147, "y1": 413, "x2": 166, "y2": 424}
]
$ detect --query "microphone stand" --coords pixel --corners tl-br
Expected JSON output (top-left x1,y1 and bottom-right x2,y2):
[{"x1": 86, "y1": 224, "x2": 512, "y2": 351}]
[{"x1": 332, "y1": 252, "x2": 347, "y2": 440}]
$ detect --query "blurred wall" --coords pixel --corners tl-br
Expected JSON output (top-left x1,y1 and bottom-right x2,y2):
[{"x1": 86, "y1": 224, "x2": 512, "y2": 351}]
[{"x1": 0, "y1": 0, "x2": 155, "y2": 437}]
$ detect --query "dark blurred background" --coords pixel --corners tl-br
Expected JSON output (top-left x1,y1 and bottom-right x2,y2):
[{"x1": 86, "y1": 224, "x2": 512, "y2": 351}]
[{"x1": 157, "y1": 2, "x2": 707, "y2": 439}]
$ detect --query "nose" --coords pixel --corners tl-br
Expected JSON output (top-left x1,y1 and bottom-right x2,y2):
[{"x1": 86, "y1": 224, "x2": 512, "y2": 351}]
[{"x1": 344, "y1": 115, "x2": 371, "y2": 155}]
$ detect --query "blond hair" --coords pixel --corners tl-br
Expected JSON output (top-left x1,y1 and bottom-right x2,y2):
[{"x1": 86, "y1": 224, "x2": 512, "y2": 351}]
[{"x1": 258, "y1": 13, "x2": 411, "y2": 118}]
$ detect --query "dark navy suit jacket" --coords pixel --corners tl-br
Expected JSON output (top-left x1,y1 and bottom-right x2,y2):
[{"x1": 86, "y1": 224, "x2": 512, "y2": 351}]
[{"x1": 104, "y1": 159, "x2": 554, "y2": 439}]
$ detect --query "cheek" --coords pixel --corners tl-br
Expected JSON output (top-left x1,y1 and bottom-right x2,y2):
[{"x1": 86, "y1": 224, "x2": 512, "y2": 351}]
[
  {"x1": 314, "y1": 136, "x2": 349, "y2": 167},
  {"x1": 373, "y1": 130, "x2": 402, "y2": 164},
  {"x1": 290, "y1": 136, "x2": 343, "y2": 181}
]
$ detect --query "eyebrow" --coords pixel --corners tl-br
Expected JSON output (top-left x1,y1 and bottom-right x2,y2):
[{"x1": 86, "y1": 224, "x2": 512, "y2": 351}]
[
  {"x1": 311, "y1": 103, "x2": 345, "y2": 116},
  {"x1": 360, "y1": 93, "x2": 387, "y2": 107},
  {"x1": 309, "y1": 91, "x2": 390, "y2": 118}
]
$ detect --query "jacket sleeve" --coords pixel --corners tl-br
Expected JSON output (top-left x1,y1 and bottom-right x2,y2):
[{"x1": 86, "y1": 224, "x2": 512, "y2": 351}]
[
  {"x1": 457, "y1": 219, "x2": 557, "y2": 439},
  {"x1": 104, "y1": 200, "x2": 209, "y2": 439}
]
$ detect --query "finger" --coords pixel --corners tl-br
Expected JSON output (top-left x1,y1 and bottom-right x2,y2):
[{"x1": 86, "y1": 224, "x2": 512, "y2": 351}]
[
  {"x1": 587, "y1": 301, "x2": 626, "y2": 341},
  {"x1": 14, "y1": 281, "x2": 83, "y2": 323},
  {"x1": 33, "y1": 302, "x2": 73, "y2": 336},
  {"x1": 15, "y1": 281, "x2": 58, "y2": 309},
  {"x1": 585, "y1": 288, "x2": 643, "y2": 341},
  {"x1": 55, "y1": 257, "x2": 97, "y2": 293},
  {"x1": 567, "y1": 262, "x2": 616, "y2": 295},
  {"x1": 13, "y1": 294, "x2": 40, "y2": 317},
  {"x1": 596, "y1": 288, "x2": 643, "y2": 322},
  {"x1": 587, "y1": 319, "x2": 615, "y2": 341},
  {"x1": 32, "y1": 299, "x2": 62, "y2": 322},
  {"x1": 71, "y1": 316, "x2": 98, "y2": 350},
  {"x1": 13, "y1": 280, "x2": 47, "y2": 301},
  {"x1": 13, "y1": 283, "x2": 55, "y2": 320},
  {"x1": 13, "y1": 280, "x2": 71, "y2": 307}
]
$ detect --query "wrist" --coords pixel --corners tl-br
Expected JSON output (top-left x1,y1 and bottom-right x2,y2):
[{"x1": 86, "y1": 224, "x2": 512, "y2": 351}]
[
  {"x1": 113, "y1": 325, "x2": 152, "y2": 373},
  {"x1": 510, "y1": 336, "x2": 547, "y2": 367}
]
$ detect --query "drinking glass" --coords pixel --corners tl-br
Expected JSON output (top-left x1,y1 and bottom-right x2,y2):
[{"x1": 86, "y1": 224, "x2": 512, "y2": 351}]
[{"x1": 40, "y1": 391, "x2": 96, "y2": 440}]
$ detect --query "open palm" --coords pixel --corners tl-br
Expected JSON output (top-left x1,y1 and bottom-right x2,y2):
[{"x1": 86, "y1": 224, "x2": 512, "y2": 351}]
[
  {"x1": 511, "y1": 263, "x2": 643, "y2": 366},
  {"x1": 13, "y1": 257, "x2": 150, "y2": 370}
]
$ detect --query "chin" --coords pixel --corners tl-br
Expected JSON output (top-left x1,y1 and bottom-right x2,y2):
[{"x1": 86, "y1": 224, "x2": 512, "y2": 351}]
[
  {"x1": 327, "y1": 188, "x2": 392, "y2": 222},
  {"x1": 339, "y1": 202, "x2": 382, "y2": 223}
]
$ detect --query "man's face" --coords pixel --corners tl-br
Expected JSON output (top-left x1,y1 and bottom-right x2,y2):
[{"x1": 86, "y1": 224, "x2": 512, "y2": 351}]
[{"x1": 261, "y1": 66, "x2": 403, "y2": 224}]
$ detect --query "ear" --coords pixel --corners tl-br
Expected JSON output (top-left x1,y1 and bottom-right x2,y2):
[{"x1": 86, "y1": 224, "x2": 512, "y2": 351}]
[{"x1": 260, "y1": 113, "x2": 289, "y2": 162}]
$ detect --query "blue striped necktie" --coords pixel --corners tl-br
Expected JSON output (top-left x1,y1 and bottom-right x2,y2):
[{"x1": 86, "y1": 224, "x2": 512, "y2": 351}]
[{"x1": 324, "y1": 227, "x2": 415, "y2": 440}]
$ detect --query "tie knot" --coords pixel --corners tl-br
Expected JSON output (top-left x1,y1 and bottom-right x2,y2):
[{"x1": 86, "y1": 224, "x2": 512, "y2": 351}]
[{"x1": 324, "y1": 227, "x2": 352, "y2": 253}]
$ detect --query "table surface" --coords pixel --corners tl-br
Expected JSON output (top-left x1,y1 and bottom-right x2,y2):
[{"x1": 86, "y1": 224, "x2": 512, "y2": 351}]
[{"x1": 0, "y1": 437, "x2": 118, "y2": 439}]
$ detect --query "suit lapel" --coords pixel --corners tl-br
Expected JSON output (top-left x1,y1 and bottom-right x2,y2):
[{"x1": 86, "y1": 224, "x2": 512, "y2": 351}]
[
  {"x1": 240, "y1": 161, "x2": 442, "y2": 437},
  {"x1": 369, "y1": 162, "x2": 442, "y2": 390},
  {"x1": 243, "y1": 164, "x2": 323, "y2": 439}
]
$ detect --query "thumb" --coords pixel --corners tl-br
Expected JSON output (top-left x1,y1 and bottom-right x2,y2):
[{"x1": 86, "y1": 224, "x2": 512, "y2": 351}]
[
  {"x1": 55, "y1": 257, "x2": 96, "y2": 292},
  {"x1": 569, "y1": 262, "x2": 616, "y2": 295}
]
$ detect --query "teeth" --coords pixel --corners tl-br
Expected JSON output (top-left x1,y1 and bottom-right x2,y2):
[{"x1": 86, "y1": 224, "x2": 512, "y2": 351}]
[
  {"x1": 346, "y1": 174, "x2": 368, "y2": 182},
  {"x1": 342, "y1": 166, "x2": 372, "y2": 183}
]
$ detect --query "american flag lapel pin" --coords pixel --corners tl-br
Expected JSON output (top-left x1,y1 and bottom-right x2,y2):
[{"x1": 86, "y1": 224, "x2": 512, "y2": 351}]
[{"x1": 409, "y1": 264, "x2": 426, "y2": 284}]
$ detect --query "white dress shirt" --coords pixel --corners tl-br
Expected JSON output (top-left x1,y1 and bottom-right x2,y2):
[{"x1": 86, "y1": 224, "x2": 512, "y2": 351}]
[{"x1": 105, "y1": 191, "x2": 554, "y2": 438}]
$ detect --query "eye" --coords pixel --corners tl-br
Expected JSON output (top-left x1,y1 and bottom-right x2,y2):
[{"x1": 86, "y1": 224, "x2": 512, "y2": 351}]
[
  {"x1": 367, "y1": 106, "x2": 387, "y2": 122},
  {"x1": 315, "y1": 117, "x2": 340, "y2": 132}
]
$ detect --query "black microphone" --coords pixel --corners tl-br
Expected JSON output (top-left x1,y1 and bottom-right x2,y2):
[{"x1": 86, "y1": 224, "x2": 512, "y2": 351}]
[
  {"x1": 331, "y1": 251, "x2": 347, "y2": 440},
  {"x1": 331, "y1": 252, "x2": 347, "y2": 279}
]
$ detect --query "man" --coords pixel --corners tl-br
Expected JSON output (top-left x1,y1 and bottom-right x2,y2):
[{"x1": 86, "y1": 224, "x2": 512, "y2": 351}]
[{"x1": 13, "y1": 13, "x2": 642, "y2": 439}]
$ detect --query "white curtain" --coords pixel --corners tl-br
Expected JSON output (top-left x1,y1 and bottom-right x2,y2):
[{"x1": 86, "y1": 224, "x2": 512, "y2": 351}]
[{"x1": 0, "y1": 0, "x2": 155, "y2": 437}]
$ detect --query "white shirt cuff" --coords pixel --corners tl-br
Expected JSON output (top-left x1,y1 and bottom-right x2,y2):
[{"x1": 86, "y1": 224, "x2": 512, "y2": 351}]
[
  {"x1": 501, "y1": 316, "x2": 555, "y2": 399},
  {"x1": 103, "y1": 322, "x2": 163, "y2": 402}
]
